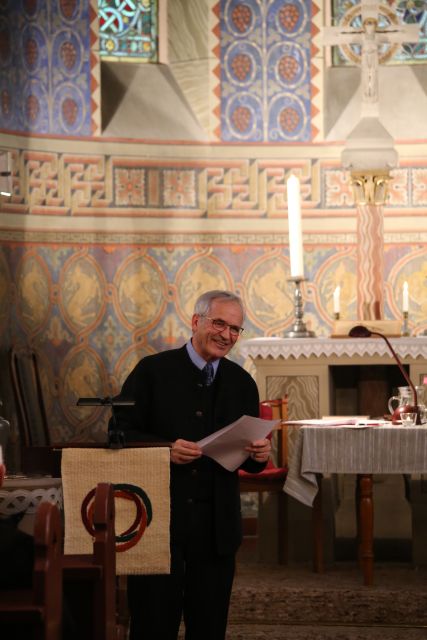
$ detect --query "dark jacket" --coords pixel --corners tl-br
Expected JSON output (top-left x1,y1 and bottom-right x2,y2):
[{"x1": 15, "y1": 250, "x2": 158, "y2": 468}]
[{"x1": 112, "y1": 345, "x2": 263, "y2": 555}]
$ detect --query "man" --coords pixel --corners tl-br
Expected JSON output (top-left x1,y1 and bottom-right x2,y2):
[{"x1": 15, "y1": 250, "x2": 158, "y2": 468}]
[{"x1": 112, "y1": 290, "x2": 271, "y2": 640}]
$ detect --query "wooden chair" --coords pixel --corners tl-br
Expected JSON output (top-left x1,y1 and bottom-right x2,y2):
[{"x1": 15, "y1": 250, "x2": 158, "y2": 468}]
[
  {"x1": 239, "y1": 398, "x2": 324, "y2": 571},
  {"x1": 0, "y1": 500, "x2": 63, "y2": 640},
  {"x1": 239, "y1": 398, "x2": 289, "y2": 563},
  {"x1": 62, "y1": 481, "x2": 123, "y2": 640},
  {"x1": 9, "y1": 345, "x2": 51, "y2": 449},
  {"x1": 9, "y1": 345, "x2": 84, "y2": 476},
  {"x1": 9, "y1": 345, "x2": 57, "y2": 475}
]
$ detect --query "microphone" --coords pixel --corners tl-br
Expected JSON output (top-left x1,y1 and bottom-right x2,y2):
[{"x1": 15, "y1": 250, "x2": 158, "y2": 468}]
[
  {"x1": 349, "y1": 325, "x2": 420, "y2": 424},
  {"x1": 77, "y1": 396, "x2": 136, "y2": 448},
  {"x1": 77, "y1": 397, "x2": 135, "y2": 407}
]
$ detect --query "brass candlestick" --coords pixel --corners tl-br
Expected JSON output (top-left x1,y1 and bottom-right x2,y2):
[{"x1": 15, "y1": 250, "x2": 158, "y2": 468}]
[
  {"x1": 284, "y1": 277, "x2": 315, "y2": 338},
  {"x1": 402, "y1": 311, "x2": 409, "y2": 337}
]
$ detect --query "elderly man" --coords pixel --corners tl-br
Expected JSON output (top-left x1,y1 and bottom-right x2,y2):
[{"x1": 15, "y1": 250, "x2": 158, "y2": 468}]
[{"x1": 112, "y1": 289, "x2": 271, "y2": 640}]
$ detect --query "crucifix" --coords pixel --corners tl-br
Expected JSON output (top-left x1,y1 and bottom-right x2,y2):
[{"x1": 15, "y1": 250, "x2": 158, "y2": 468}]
[
  {"x1": 322, "y1": 0, "x2": 420, "y2": 327},
  {"x1": 322, "y1": 0, "x2": 420, "y2": 117}
]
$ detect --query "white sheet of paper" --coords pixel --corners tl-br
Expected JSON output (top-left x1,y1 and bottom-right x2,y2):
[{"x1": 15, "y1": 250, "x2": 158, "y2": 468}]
[
  {"x1": 284, "y1": 418, "x2": 356, "y2": 426},
  {"x1": 197, "y1": 415, "x2": 279, "y2": 472}
]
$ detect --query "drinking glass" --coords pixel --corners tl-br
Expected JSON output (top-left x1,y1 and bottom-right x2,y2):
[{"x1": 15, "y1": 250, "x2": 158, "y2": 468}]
[{"x1": 401, "y1": 412, "x2": 417, "y2": 427}]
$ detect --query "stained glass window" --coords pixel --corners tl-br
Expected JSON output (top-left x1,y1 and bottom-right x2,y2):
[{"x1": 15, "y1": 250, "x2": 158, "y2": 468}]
[
  {"x1": 331, "y1": 0, "x2": 427, "y2": 65},
  {"x1": 99, "y1": 0, "x2": 158, "y2": 61}
]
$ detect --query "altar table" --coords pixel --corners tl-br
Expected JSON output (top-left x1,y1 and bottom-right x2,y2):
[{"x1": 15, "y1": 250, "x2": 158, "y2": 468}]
[
  {"x1": 239, "y1": 336, "x2": 427, "y2": 420},
  {"x1": 0, "y1": 475, "x2": 63, "y2": 535},
  {"x1": 284, "y1": 424, "x2": 427, "y2": 585}
]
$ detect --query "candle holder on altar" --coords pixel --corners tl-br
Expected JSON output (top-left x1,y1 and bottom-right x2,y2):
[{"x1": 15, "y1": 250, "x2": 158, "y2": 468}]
[
  {"x1": 334, "y1": 312, "x2": 340, "y2": 321},
  {"x1": 284, "y1": 276, "x2": 316, "y2": 338},
  {"x1": 401, "y1": 311, "x2": 409, "y2": 337}
]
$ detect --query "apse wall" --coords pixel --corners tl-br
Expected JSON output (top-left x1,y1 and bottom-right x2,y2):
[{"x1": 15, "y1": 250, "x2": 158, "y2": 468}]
[{"x1": 0, "y1": 0, "x2": 426, "y2": 446}]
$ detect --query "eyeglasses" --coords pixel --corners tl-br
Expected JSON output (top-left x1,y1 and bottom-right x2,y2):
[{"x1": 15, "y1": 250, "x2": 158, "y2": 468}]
[{"x1": 200, "y1": 316, "x2": 244, "y2": 337}]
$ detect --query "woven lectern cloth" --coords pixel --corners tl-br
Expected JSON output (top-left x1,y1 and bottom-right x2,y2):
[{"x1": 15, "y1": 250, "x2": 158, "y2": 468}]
[{"x1": 61, "y1": 447, "x2": 170, "y2": 575}]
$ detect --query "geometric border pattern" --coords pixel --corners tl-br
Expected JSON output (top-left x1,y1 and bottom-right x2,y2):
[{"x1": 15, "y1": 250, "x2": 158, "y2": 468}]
[{"x1": 3, "y1": 150, "x2": 427, "y2": 216}]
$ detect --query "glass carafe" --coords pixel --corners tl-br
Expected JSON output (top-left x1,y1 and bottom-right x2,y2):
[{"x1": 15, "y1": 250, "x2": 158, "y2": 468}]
[{"x1": 388, "y1": 386, "x2": 417, "y2": 424}]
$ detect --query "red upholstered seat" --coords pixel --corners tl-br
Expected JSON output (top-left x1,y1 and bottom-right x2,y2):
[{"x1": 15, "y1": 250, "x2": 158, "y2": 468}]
[{"x1": 239, "y1": 459, "x2": 288, "y2": 482}]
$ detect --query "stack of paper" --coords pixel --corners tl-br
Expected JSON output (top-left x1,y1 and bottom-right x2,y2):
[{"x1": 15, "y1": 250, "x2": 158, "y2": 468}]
[{"x1": 197, "y1": 415, "x2": 279, "y2": 472}]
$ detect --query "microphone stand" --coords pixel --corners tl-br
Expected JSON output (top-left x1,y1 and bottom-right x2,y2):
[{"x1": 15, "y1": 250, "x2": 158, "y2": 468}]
[
  {"x1": 77, "y1": 397, "x2": 135, "y2": 449},
  {"x1": 349, "y1": 325, "x2": 420, "y2": 424}
]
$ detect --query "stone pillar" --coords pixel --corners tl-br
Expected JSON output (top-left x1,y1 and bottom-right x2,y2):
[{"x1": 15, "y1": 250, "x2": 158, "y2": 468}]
[{"x1": 356, "y1": 202, "x2": 384, "y2": 320}]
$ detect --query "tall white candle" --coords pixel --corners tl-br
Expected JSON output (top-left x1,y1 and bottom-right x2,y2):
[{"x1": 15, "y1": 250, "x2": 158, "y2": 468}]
[
  {"x1": 402, "y1": 281, "x2": 409, "y2": 312},
  {"x1": 333, "y1": 286, "x2": 340, "y2": 314},
  {"x1": 287, "y1": 175, "x2": 304, "y2": 278}
]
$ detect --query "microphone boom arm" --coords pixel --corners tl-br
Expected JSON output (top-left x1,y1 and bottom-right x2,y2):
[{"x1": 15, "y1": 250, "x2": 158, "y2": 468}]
[
  {"x1": 371, "y1": 331, "x2": 417, "y2": 409},
  {"x1": 349, "y1": 325, "x2": 419, "y2": 421}
]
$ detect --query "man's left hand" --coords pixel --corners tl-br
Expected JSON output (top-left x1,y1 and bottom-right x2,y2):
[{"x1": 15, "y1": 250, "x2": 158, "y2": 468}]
[{"x1": 245, "y1": 438, "x2": 271, "y2": 463}]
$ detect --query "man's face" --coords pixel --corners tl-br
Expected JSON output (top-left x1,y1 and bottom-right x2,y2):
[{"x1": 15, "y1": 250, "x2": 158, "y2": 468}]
[{"x1": 191, "y1": 299, "x2": 244, "y2": 362}]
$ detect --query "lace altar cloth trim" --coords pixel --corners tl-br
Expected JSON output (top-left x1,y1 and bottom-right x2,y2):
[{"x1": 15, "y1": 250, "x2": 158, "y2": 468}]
[
  {"x1": 0, "y1": 486, "x2": 63, "y2": 515},
  {"x1": 239, "y1": 337, "x2": 427, "y2": 360}
]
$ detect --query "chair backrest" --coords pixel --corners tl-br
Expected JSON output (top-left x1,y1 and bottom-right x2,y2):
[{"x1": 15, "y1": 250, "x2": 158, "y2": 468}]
[
  {"x1": 0, "y1": 500, "x2": 63, "y2": 640},
  {"x1": 260, "y1": 397, "x2": 289, "y2": 467},
  {"x1": 63, "y1": 482, "x2": 118, "y2": 640},
  {"x1": 33, "y1": 501, "x2": 63, "y2": 626},
  {"x1": 260, "y1": 397, "x2": 288, "y2": 421},
  {"x1": 91, "y1": 482, "x2": 117, "y2": 640},
  {"x1": 9, "y1": 345, "x2": 51, "y2": 448}
]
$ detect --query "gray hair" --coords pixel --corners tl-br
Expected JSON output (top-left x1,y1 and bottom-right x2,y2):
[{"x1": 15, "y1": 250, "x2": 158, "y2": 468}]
[{"x1": 194, "y1": 290, "x2": 245, "y2": 320}]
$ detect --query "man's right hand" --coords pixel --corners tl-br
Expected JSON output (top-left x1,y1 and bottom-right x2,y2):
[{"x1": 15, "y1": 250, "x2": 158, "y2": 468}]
[{"x1": 170, "y1": 439, "x2": 202, "y2": 465}]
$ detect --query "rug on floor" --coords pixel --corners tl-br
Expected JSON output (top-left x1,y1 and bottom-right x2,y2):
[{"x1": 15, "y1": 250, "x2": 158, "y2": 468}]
[{"x1": 224, "y1": 562, "x2": 427, "y2": 640}]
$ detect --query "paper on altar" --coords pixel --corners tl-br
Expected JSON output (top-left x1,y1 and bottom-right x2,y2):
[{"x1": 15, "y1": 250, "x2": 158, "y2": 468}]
[
  {"x1": 283, "y1": 418, "x2": 389, "y2": 427},
  {"x1": 339, "y1": 420, "x2": 390, "y2": 428},
  {"x1": 197, "y1": 415, "x2": 279, "y2": 472}
]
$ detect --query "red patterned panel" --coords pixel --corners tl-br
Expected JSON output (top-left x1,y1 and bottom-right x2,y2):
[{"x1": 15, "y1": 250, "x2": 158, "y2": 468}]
[
  {"x1": 279, "y1": 4, "x2": 300, "y2": 31},
  {"x1": 60, "y1": 40, "x2": 77, "y2": 69},
  {"x1": 25, "y1": 37, "x2": 38, "y2": 68},
  {"x1": 231, "y1": 4, "x2": 252, "y2": 33},
  {"x1": 60, "y1": 0, "x2": 77, "y2": 20}
]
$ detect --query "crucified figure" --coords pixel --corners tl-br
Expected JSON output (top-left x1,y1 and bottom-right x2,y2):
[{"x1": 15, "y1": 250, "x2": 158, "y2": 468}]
[
  {"x1": 361, "y1": 17, "x2": 379, "y2": 104},
  {"x1": 322, "y1": 1, "x2": 420, "y2": 116}
]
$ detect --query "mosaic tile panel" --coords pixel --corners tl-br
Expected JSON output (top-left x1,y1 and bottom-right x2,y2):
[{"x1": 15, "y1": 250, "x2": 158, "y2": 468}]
[
  {"x1": 0, "y1": 0, "x2": 93, "y2": 135},
  {"x1": 220, "y1": 0, "x2": 313, "y2": 142}
]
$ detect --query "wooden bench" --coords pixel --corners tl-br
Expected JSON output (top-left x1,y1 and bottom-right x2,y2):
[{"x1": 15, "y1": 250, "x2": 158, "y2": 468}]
[
  {"x1": 62, "y1": 481, "x2": 123, "y2": 640},
  {"x1": 0, "y1": 500, "x2": 63, "y2": 640}
]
